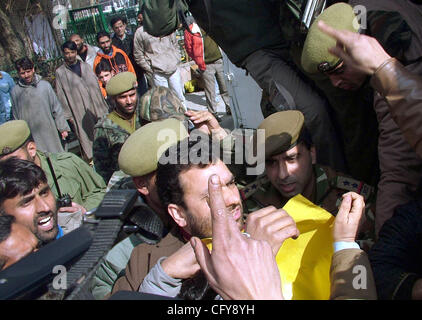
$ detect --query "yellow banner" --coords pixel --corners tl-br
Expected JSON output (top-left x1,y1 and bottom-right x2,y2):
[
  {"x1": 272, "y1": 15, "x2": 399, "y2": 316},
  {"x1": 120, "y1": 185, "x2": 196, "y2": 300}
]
[
  {"x1": 277, "y1": 194, "x2": 334, "y2": 300},
  {"x1": 201, "y1": 194, "x2": 334, "y2": 300}
]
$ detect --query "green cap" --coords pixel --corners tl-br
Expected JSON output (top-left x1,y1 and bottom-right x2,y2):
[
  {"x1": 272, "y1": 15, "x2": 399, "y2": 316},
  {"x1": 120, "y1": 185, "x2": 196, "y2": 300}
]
[
  {"x1": 258, "y1": 110, "x2": 304, "y2": 159},
  {"x1": 118, "y1": 118, "x2": 189, "y2": 177},
  {"x1": 0, "y1": 120, "x2": 31, "y2": 157},
  {"x1": 140, "y1": 86, "x2": 186, "y2": 122},
  {"x1": 106, "y1": 72, "x2": 137, "y2": 96},
  {"x1": 301, "y1": 3, "x2": 359, "y2": 74}
]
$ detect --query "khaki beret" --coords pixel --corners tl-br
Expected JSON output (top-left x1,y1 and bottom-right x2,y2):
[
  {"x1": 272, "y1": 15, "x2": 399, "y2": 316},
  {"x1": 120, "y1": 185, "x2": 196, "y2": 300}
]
[
  {"x1": 258, "y1": 110, "x2": 304, "y2": 159},
  {"x1": 118, "y1": 118, "x2": 189, "y2": 177},
  {"x1": 106, "y1": 72, "x2": 137, "y2": 96},
  {"x1": 301, "y1": 3, "x2": 359, "y2": 74},
  {"x1": 0, "y1": 120, "x2": 31, "y2": 157}
]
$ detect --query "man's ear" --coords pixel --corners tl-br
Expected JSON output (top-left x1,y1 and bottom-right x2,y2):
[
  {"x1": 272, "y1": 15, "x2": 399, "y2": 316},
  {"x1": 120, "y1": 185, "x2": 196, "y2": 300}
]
[
  {"x1": 26, "y1": 141, "x2": 37, "y2": 159},
  {"x1": 133, "y1": 176, "x2": 149, "y2": 196},
  {"x1": 310, "y1": 146, "x2": 317, "y2": 165},
  {"x1": 167, "y1": 204, "x2": 187, "y2": 228}
]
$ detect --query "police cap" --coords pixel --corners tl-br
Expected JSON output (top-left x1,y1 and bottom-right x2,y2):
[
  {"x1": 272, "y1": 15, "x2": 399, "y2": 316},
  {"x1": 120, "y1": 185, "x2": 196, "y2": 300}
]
[
  {"x1": 118, "y1": 118, "x2": 189, "y2": 177},
  {"x1": 258, "y1": 110, "x2": 305, "y2": 159},
  {"x1": 106, "y1": 72, "x2": 137, "y2": 96},
  {"x1": 0, "y1": 120, "x2": 31, "y2": 157},
  {"x1": 301, "y1": 3, "x2": 359, "y2": 74}
]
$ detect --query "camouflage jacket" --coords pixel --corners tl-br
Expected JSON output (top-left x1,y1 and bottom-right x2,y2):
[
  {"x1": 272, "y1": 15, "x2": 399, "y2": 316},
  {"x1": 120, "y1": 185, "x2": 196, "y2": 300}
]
[
  {"x1": 243, "y1": 164, "x2": 376, "y2": 248},
  {"x1": 93, "y1": 106, "x2": 142, "y2": 183},
  {"x1": 244, "y1": 164, "x2": 375, "y2": 214}
]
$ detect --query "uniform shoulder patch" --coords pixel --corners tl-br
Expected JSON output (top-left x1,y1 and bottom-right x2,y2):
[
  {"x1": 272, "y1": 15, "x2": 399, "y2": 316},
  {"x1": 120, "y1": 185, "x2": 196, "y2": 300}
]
[
  {"x1": 335, "y1": 176, "x2": 374, "y2": 200},
  {"x1": 238, "y1": 176, "x2": 270, "y2": 200}
]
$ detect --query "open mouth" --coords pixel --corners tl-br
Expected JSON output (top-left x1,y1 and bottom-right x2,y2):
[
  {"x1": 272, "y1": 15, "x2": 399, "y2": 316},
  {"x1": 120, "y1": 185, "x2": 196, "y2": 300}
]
[
  {"x1": 37, "y1": 214, "x2": 54, "y2": 232},
  {"x1": 280, "y1": 183, "x2": 296, "y2": 193}
]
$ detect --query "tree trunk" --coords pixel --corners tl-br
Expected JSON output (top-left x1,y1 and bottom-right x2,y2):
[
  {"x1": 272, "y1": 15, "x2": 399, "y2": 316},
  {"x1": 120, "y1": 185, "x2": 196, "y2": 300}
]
[
  {"x1": 39, "y1": 0, "x2": 65, "y2": 51},
  {"x1": 0, "y1": 6, "x2": 27, "y2": 63},
  {"x1": 0, "y1": 42, "x2": 13, "y2": 70}
]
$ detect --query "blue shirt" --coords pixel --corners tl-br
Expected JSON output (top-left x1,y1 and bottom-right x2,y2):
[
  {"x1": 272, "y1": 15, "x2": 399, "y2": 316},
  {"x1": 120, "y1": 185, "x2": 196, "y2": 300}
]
[
  {"x1": 56, "y1": 225, "x2": 64, "y2": 239},
  {"x1": 0, "y1": 71, "x2": 15, "y2": 124}
]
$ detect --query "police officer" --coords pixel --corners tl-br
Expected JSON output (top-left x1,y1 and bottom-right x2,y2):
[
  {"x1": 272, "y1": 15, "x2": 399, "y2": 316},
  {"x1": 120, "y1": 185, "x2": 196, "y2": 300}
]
[
  {"x1": 93, "y1": 72, "x2": 187, "y2": 184},
  {"x1": 301, "y1": 1, "x2": 422, "y2": 236},
  {"x1": 245, "y1": 110, "x2": 375, "y2": 246},
  {"x1": 0, "y1": 120, "x2": 107, "y2": 233},
  {"x1": 93, "y1": 72, "x2": 142, "y2": 184}
]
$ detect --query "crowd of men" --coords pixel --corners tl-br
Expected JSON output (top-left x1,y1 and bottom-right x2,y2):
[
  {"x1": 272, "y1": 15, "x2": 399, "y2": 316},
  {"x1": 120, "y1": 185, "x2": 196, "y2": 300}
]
[{"x1": 1, "y1": 0, "x2": 422, "y2": 301}]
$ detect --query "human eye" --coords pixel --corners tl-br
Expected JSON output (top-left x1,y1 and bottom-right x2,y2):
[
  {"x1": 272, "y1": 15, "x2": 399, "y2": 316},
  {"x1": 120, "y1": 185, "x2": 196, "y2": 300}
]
[
  {"x1": 19, "y1": 196, "x2": 34, "y2": 207},
  {"x1": 40, "y1": 187, "x2": 50, "y2": 197},
  {"x1": 227, "y1": 178, "x2": 237, "y2": 187},
  {"x1": 286, "y1": 154, "x2": 298, "y2": 162}
]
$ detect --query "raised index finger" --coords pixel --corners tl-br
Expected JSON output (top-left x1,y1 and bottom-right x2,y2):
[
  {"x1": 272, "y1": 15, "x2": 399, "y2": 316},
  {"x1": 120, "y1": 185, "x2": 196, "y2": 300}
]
[
  {"x1": 208, "y1": 174, "x2": 240, "y2": 247},
  {"x1": 317, "y1": 20, "x2": 350, "y2": 46}
]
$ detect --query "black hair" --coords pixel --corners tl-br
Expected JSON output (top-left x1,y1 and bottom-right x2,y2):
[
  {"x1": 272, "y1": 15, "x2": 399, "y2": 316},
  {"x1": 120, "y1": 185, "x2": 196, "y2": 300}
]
[
  {"x1": 297, "y1": 125, "x2": 314, "y2": 150},
  {"x1": 96, "y1": 31, "x2": 110, "y2": 42},
  {"x1": 61, "y1": 40, "x2": 77, "y2": 52},
  {"x1": 156, "y1": 133, "x2": 219, "y2": 211},
  {"x1": 0, "y1": 158, "x2": 48, "y2": 207},
  {"x1": 0, "y1": 213, "x2": 14, "y2": 270},
  {"x1": 110, "y1": 16, "x2": 127, "y2": 28},
  {"x1": 178, "y1": 271, "x2": 217, "y2": 300},
  {"x1": 0, "y1": 214, "x2": 14, "y2": 243},
  {"x1": 15, "y1": 57, "x2": 34, "y2": 72},
  {"x1": 95, "y1": 59, "x2": 113, "y2": 75}
]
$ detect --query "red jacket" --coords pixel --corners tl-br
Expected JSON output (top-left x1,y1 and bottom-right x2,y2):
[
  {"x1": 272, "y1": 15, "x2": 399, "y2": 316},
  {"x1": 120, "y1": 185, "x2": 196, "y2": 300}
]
[
  {"x1": 93, "y1": 45, "x2": 136, "y2": 97},
  {"x1": 184, "y1": 23, "x2": 206, "y2": 71}
]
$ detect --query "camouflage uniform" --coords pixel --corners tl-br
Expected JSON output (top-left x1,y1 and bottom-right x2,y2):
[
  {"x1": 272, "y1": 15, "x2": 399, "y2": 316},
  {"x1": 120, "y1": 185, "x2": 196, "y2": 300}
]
[
  {"x1": 139, "y1": 86, "x2": 186, "y2": 122},
  {"x1": 93, "y1": 103, "x2": 142, "y2": 184},
  {"x1": 243, "y1": 164, "x2": 376, "y2": 249}
]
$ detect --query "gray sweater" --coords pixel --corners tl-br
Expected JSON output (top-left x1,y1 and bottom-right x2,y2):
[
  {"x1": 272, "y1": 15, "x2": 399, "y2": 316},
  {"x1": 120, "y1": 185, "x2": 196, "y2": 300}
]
[{"x1": 11, "y1": 74, "x2": 70, "y2": 153}]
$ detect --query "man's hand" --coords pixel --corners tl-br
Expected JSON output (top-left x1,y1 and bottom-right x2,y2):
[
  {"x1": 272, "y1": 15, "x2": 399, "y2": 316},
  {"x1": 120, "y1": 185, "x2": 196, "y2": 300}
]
[
  {"x1": 317, "y1": 21, "x2": 392, "y2": 75},
  {"x1": 161, "y1": 242, "x2": 200, "y2": 279},
  {"x1": 333, "y1": 192, "x2": 365, "y2": 242},
  {"x1": 61, "y1": 131, "x2": 69, "y2": 140},
  {"x1": 190, "y1": 174, "x2": 284, "y2": 300},
  {"x1": 185, "y1": 110, "x2": 227, "y2": 138},
  {"x1": 245, "y1": 206, "x2": 299, "y2": 256},
  {"x1": 58, "y1": 201, "x2": 87, "y2": 215}
]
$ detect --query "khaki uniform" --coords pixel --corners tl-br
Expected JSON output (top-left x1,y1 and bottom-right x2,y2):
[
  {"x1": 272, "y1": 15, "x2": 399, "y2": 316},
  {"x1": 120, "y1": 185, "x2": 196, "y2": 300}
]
[
  {"x1": 38, "y1": 150, "x2": 107, "y2": 235},
  {"x1": 38, "y1": 150, "x2": 106, "y2": 211}
]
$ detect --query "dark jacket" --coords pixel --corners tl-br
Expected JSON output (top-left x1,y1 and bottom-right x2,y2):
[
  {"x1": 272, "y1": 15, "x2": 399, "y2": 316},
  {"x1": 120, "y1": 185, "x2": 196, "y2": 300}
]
[
  {"x1": 369, "y1": 197, "x2": 422, "y2": 299},
  {"x1": 111, "y1": 229, "x2": 185, "y2": 294}
]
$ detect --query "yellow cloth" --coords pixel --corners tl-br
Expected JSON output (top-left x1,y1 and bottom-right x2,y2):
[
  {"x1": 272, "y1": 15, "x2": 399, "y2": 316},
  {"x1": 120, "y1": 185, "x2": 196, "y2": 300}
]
[
  {"x1": 201, "y1": 194, "x2": 334, "y2": 300},
  {"x1": 277, "y1": 194, "x2": 334, "y2": 300}
]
